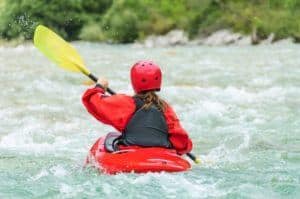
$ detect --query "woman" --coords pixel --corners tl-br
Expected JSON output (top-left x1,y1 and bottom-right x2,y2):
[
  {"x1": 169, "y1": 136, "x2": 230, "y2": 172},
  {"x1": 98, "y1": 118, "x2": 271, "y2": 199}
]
[{"x1": 82, "y1": 61, "x2": 192, "y2": 155}]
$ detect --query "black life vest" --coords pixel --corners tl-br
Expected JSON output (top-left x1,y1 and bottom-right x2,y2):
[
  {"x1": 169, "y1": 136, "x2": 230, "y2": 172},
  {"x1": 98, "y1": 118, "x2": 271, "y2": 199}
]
[{"x1": 121, "y1": 97, "x2": 171, "y2": 148}]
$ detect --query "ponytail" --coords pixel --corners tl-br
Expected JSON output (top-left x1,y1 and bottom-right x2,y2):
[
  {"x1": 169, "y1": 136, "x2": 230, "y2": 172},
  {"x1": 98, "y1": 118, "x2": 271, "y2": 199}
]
[{"x1": 134, "y1": 91, "x2": 166, "y2": 111}]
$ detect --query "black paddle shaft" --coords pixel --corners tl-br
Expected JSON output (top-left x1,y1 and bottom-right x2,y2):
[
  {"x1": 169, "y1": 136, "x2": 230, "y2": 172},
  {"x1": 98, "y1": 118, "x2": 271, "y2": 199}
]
[
  {"x1": 88, "y1": 73, "x2": 116, "y2": 95},
  {"x1": 88, "y1": 73, "x2": 197, "y2": 163},
  {"x1": 186, "y1": 152, "x2": 198, "y2": 162}
]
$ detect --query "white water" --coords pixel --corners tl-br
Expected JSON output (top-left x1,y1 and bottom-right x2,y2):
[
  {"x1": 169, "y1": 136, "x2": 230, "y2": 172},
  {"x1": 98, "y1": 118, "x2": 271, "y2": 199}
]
[{"x1": 0, "y1": 43, "x2": 300, "y2": 198}]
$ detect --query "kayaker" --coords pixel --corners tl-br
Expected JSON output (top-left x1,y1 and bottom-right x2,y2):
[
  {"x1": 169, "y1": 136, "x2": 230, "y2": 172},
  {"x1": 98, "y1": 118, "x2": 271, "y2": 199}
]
[{"x1": 82, "y1": 61, "x2": 192, "y2": 155}]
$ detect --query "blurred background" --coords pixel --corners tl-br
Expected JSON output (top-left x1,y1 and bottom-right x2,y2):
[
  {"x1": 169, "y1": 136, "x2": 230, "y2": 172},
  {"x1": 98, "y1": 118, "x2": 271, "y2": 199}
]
[{"x1": 0, "y1": 0, "x2": 299, "y2": 44}]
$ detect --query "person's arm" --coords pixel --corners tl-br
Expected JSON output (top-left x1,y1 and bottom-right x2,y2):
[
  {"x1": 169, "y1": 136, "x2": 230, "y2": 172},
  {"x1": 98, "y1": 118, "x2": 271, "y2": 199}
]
[
  {"x1": 164, "y1": 104, "x2": 193, "y2": 155},
  {"x1": 82, "y1": 87, "x2": 136, "y2": 132}
]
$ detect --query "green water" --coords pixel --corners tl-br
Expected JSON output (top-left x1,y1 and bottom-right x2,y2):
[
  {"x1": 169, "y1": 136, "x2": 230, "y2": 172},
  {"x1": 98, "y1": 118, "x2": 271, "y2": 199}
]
[{"x1": 0, "y1": 43, "x2": 299, "y2": 198}]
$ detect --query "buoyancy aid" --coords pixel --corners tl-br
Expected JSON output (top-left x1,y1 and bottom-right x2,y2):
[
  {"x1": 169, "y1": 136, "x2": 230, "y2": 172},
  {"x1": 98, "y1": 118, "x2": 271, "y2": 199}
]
[{"x1": 121, "y1": 97, "x2": 172, "y2": 148}]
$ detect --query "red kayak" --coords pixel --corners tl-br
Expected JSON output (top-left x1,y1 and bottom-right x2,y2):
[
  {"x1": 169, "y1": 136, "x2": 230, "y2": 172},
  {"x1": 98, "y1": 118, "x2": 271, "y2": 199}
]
[{"x1": 86, "y1": 132, "x2": 191, "y2": 174}]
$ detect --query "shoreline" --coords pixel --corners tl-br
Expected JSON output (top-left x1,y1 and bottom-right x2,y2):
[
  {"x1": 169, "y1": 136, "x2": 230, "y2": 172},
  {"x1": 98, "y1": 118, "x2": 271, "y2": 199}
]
[{"x1": 0, "y1": 29, "x2": 297, "y2": 48}]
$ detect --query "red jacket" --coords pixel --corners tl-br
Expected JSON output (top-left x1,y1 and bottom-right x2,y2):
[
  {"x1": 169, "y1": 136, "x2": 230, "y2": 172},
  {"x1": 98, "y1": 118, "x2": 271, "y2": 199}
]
[{"x1": 82, "y1": 87, "x2": 193, "y2": 154}]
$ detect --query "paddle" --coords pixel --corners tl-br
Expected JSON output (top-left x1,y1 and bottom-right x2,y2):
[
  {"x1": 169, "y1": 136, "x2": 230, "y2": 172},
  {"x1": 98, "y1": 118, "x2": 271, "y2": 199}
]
[
  {"x1": 33, "y1": 25, "x2": 115, "y2": 95},
  {"x1": 33, "y1": 25, "x2": 200, "y2": 164}
]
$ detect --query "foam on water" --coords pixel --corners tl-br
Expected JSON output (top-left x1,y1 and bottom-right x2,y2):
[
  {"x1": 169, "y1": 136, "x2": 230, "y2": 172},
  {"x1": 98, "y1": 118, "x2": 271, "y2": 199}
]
[{"x1": 1, "y1": 43, "x2": 300, "y2": 198}]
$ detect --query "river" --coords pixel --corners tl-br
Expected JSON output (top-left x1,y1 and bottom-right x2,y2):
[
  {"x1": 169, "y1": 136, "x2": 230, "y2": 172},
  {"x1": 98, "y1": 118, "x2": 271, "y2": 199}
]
[{"x1": 0, "y1": 43, "x2": 299, "y2": 198}]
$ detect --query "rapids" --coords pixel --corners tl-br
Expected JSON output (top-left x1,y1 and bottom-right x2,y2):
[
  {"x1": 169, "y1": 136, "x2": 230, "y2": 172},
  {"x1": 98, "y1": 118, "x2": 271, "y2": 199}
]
[{"x1": 0, "y1": 43, "x2": 299, "y2": 198}]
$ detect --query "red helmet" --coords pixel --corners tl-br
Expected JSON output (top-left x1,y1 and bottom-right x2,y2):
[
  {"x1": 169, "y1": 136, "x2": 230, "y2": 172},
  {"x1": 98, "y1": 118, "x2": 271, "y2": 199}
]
[{"x1": 130, "y1": 60, "x2": 162, "y2": 93}]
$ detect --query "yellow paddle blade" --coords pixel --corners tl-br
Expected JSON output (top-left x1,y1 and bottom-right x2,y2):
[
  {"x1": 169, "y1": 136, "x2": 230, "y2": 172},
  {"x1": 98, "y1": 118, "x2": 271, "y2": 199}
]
[
  {"x1": 33, "y1": 25, "x2": 90, "y2": 75},
  {"x1": 194, "y1": 157, "x2": 201, "y2": 164}
]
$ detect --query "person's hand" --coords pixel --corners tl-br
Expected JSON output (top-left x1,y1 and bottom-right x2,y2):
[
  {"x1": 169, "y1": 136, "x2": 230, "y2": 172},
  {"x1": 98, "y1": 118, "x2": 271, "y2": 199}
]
[{"x1": 97, "y1": 77, "x2": 109, "y2": 90}]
